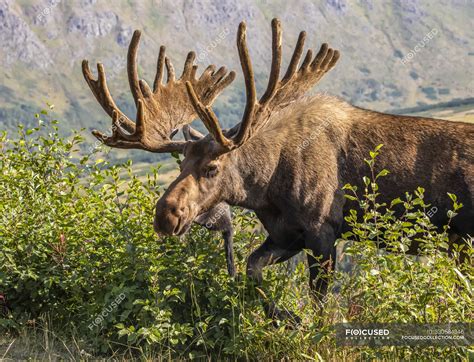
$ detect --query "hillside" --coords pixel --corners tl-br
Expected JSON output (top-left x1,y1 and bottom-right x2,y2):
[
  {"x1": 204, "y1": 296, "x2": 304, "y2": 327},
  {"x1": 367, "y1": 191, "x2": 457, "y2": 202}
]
[{"x1": 0, "y1": 0, "x2": 473, "y2": 139}]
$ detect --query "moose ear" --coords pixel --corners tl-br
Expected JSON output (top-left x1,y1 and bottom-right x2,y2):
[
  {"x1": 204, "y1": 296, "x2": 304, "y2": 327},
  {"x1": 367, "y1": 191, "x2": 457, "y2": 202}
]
[{"x1": 182, "y1": 125, "x2": 204, "y2": 141}]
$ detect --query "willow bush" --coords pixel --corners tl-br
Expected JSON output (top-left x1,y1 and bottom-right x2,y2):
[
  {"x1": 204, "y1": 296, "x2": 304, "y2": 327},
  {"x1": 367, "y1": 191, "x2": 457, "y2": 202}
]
[{"x1": 0, "y1": 113, "x2": 471, "y2": 360}]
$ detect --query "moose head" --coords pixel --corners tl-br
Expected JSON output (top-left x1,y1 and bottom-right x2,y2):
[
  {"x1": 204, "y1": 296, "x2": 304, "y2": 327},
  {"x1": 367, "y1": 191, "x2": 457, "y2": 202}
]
[
  {"x1": 83, "y1": 19, "x2": 339, "y2": 238},
  {"x1": 153, "y1": 19, "x2": 340, "y2": 235},
  {"x1": 81, "y1": 29, "x2": 237, "y2": 234},
  {"x1": 83, "y1": 27, "x2": 243, "y2": 276}
]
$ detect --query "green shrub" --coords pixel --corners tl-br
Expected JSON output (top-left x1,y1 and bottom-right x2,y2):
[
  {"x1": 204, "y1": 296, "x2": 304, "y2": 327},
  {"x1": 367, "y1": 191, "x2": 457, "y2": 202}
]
[
  {"x1": 0, "y1": 114, "x2": 472, "y2": 360},
  {"x1": 334, "y1": 145, "x2": 473, "y2": 359}
]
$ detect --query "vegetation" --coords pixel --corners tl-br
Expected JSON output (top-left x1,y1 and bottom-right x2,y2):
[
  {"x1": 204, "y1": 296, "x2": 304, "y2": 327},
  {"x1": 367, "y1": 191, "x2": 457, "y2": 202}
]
[{"x1": 0, "y1": 112, "x2": 472, "y2": 360}]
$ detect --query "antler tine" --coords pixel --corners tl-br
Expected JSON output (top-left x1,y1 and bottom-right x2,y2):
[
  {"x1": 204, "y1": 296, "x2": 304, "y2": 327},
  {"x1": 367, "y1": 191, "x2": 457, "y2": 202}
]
[
  {"x1": 165, "y1": 57, "x2": 176, "y2": 83},
  {"x1": 199, "y1": 65, "x2": 216, "y2": 81},
  {"x1": 300, "y1": 49, "x2": 313, "y2": 72},
  {"x1": 185, "y1": 82, "x2": 233, "y2": 149},
  {"x1": 200, "y1": 67, "x2": 236, "y2": 104},
  {"x1": 91, "y1": 110, "x2": 136, "y2": 146},
  {"x1": 190, "y1": 65, "x2": 198, "y2": 79},
  {"x1": 153, "y1": 46, "x2": 166, "y2": 92},
  {"x1": 139, "y1": 79, "x2": 154, "y2": 98},
  {"x1": 259, "y1": 18, "x2": 282, "y2": 104},
  {"x1": 111, "y1": 99, "x2": 146, "y2": 141},
  {"x1": 127, "y1": 30, "x2": 143, "y2": 105},
  {"x1": 281, "y1": 31, "x2": 306, "y2": 83},
  {"x1": 81, "y1": 60, "x2": 114, "y2": 117},
  {"x1": 308, "y1": 43, "x2": 340, "y2": 80},
  {"x1": 181, "y1": 51, "x2": 196, "y2": 80},
  {"x1": 81, "y1": 60, "x2": 136, "y2": 133},
  {"x1": 310, "y1": 43, "x2": 329, "y2": 70},
  {"x1": 323, "y1": 48, "x2": 340, "y2": 71},
  {"x1": 212, "y1": 70, "x2": 236, "y2": 95},
  {"x1": 232, "y1": 21, "x2": 257, "y2": 146},
  {"x1": 182, "y1": 125, "x2": 205, "y2": 140},
  {"x1": 212, "y1": 66, "x2": 228, "y2": 82},
  {"x1": 269, "y1": 22, "x2": 340, "y2": 109}
]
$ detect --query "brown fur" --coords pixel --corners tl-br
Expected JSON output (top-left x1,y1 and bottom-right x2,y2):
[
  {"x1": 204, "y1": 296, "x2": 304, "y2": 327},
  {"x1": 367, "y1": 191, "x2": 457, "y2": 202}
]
[
  {"x1": 85, "y1": 19, "x2": 473, "y2": 317},
  {"x1": 154, "y1": 94, "x2": 473, "y2": 303}
]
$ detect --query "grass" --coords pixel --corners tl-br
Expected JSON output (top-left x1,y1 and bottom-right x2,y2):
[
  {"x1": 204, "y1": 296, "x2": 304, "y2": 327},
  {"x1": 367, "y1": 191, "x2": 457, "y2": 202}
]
[{"x1": 1, "y1": 109, "x2": 472, "y2": 360}]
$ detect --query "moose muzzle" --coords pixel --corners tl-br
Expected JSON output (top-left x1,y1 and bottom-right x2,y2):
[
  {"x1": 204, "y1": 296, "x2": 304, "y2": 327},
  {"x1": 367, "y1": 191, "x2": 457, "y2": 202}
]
[{"x1": 154, "y1": 195, "x2": 194, "y2": 236}]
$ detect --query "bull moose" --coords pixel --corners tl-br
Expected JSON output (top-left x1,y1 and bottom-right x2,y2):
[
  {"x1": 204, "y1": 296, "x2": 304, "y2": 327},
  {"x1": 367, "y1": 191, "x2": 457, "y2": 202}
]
[{"x1": 84, "y1": 18, "x2": 473, "y2": 319}]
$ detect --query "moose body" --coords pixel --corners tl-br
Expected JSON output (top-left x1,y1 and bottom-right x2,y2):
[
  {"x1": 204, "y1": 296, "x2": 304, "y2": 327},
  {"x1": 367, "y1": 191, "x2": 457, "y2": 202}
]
[
  {"x1": 232, "y1": 96, "x2": 473, "y2": 239},
  {"x1": 244, "y1": 98, "x2": 473, "y2": 292},
  {"x1": 85, "y1": 18, "x2": 473, "y2": 318},
  {"x1": 157, "y1": 94, "x2": 474, "y2": 299}
]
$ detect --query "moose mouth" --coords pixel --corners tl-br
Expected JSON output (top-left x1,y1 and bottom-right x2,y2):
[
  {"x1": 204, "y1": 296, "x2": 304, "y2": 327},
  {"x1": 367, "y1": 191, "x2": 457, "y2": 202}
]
[
  {"x1": 154, "y1": 202, "x2": 202, "y2": 236},
  {"x1": 171, "y1": 208, "x2": 200, "y2": 236},
  {"x1": 173, "y1": 219, "x2": 193, "y2": 236}
]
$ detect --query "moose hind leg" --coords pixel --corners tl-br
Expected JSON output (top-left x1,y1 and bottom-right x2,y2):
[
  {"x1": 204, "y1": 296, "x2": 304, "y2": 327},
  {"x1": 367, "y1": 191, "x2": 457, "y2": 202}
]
[
  {"x1": 305, "y1": 223, "x2": 337, "y2": 308},
  {"x1": 247, "y1": 236, "x2": 302, "y2": 322}
]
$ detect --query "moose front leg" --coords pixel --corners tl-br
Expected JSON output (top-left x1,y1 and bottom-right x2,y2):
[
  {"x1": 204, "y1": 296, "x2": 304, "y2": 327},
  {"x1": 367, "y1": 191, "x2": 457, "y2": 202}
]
[
  {"x1": 222, "y1": 229, "x2": 236, "y2": 277},
  {"x1": 247, "y1": 236, "x2": 301, "y2": 321},
  {"x1": 195, "y1": 202, "x2": 236, "y2": 277}
]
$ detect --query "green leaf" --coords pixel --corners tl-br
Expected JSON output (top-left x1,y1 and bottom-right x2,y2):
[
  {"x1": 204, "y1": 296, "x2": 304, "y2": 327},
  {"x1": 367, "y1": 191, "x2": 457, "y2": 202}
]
[
  {"x1": 374, "y1": 144, "x2": 384, "y2": 152},
  {"x1": 447, "y1": 192, "x2": 457, "y2": 202},
  {"x1": 390, "y1": 198, "x2": 402, "y2": 207},
  {"x1": 453, "y1": 268, "x2": 472, "y2": 295},
  {"x1": 376, "y1": 169, "x2": 390, "y2": 179},
  {"x1": 344, "y1": 195, "x2": 358, "y2": 201},
  {"x1": 342, "y1": 183, "x2": 353, "y2": 190}
]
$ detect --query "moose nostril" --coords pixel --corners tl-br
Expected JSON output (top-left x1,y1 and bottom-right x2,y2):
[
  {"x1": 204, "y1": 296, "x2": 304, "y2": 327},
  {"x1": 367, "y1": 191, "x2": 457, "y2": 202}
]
[{"x1": 170, "y1": 206, "x2": 186, "y2": 217}]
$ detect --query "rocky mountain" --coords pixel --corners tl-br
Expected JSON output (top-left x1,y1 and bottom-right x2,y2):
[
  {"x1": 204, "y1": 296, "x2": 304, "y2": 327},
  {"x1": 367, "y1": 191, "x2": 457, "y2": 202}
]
[{"x1": 0, "y1": 0, "x2": 473, "y2": 137}]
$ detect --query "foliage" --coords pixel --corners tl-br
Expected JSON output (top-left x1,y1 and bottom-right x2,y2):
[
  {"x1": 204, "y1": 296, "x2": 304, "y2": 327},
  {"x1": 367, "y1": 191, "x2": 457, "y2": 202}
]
[
  {"x1": 0, "y1": 115, "x2": 472, "y2": 360},
  {"x1": 337, "y1": 145, "x2": 473, "y2": 359}
]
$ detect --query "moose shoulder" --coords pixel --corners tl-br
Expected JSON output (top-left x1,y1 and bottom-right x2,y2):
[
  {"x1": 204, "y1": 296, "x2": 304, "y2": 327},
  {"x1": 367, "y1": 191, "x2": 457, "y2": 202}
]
[{"x1": 153, "y1": 19, "x2": 473, "y2": 316}]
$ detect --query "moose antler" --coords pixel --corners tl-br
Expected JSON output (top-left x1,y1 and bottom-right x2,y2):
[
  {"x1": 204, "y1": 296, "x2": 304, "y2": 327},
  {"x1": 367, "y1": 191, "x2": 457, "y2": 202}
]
[
  {"x1": 82, "y1": 30, "x2": 236, "y2": 153},
  {"x1": 186, "y1": 18, "x2": 340, "y2": 151}
]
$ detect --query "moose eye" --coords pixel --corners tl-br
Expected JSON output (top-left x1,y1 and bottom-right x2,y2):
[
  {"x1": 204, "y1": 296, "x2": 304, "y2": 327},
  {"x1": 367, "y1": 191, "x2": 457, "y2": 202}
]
[{"x1": 204, "y1": 164, "x2": 218, "y2": 178}]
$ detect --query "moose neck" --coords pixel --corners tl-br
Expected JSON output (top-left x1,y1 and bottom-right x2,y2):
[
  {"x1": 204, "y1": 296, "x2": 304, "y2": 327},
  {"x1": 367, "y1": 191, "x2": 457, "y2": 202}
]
[{"x1": 223, "y1": 138, "x2": 280, "y2": 211}]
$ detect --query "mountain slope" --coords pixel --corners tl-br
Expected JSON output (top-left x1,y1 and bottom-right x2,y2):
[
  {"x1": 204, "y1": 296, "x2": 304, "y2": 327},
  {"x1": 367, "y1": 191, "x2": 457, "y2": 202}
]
[{"x1": 0, "y1": 0, "x2": 473, "y2": 136}]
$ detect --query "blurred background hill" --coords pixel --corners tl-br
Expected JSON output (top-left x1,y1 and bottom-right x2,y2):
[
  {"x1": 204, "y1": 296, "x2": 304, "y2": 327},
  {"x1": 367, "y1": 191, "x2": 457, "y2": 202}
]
[{"x1": 0, "y1": 0, "x2": 473, "y2": 165}]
